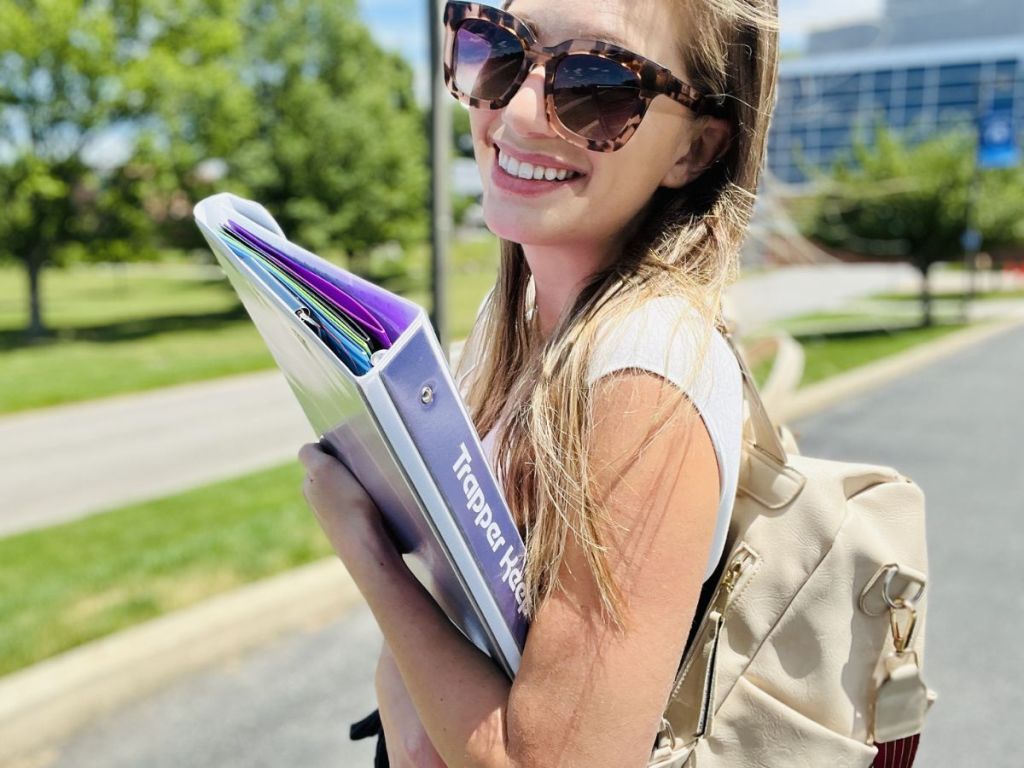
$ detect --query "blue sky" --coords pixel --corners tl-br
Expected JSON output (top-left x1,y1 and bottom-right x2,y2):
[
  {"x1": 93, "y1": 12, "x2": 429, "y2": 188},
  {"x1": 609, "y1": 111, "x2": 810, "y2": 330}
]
[{"x1": 357, "y1": 0, "x2": 883, "y2": 103}]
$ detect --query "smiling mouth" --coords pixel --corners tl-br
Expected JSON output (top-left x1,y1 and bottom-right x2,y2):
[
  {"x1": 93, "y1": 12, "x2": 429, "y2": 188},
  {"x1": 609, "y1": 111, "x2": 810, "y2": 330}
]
[{"x1": 494, "y1": 147, "x2": 586, "y2": 183}]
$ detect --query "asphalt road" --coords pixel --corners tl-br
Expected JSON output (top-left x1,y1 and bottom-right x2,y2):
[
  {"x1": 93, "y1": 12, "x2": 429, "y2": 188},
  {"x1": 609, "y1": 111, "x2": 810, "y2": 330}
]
[
  {"x1": 790, "y1": 320, "x2": 1024, "y2": 767},
  {"x1": 48, "y1": 604, "x2": 382, "y2": 768},
  {"x1": 42, "y1": 322, "x2": 1024, "y2": 768}
]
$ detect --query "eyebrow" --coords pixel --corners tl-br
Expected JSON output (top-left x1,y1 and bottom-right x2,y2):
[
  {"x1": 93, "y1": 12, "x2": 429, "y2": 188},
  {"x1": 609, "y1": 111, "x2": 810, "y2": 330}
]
[{"x1": 515, "y1": 11, "x2": 634, "y2": 49}]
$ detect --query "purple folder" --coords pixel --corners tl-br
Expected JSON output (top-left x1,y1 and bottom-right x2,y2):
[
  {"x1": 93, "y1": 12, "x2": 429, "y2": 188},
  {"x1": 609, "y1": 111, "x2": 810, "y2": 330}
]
[{"x1": 225, "y1": 221, "x2": 394, "y2": 349}]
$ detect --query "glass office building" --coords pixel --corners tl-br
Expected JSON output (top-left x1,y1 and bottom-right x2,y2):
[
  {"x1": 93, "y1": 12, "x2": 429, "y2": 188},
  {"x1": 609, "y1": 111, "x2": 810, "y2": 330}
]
[{"x1": 769, "y1": 0, "x2": 1024, "y2": 183}]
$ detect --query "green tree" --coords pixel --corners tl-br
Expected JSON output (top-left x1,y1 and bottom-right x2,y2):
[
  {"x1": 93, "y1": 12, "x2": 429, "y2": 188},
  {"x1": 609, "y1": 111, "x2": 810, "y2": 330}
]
[
  {"x1": 0, "y1": 0, "x2": 257, "y2": 337},
  {"x1": 1, "y1": 0, "x2": 430, "y2": 336},
  {"x1": 802, "y1": 125, "x2": 1024, "y2": 325},
  {"x1": 232, "y1": 0, "x2": 429, "y2": 273}
]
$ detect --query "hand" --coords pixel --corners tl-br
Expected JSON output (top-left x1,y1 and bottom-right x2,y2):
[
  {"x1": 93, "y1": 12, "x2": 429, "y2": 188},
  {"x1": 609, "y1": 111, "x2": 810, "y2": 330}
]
[
  {"x1": 297, "y1": 441, "x2": 394, "y2": 569},
  {"x1": 376, "y1": 642, "x2": 448, "y2": 768}
]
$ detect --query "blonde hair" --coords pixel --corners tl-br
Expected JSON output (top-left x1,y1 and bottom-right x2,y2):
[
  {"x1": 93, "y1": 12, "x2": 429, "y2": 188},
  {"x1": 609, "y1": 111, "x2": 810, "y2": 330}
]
[{"x1": 457, "y1": 0, "x2": 779, "y2": 626}]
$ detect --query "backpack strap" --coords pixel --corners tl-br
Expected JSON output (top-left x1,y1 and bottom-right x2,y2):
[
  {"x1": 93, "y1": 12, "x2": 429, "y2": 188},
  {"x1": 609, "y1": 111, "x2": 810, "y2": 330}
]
[
  {"x1": 719, "y1": 328, "x2": 807, "y2": 510},
  {"x1": 718, "y1": 329, "x2": 788, "y2": 466}
]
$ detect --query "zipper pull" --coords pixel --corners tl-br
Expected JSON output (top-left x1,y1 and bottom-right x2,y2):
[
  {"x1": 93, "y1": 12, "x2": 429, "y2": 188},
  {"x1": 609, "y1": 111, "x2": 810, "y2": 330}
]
[{"x1": 713, "y1": 545, "x2": 758, "y2": 614}]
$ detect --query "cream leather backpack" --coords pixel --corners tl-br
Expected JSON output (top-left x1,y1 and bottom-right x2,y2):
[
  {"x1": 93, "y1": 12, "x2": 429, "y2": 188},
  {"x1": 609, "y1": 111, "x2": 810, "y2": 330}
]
[{"x1": 648, "y1": 331, "x2": 937, "y2": 768}]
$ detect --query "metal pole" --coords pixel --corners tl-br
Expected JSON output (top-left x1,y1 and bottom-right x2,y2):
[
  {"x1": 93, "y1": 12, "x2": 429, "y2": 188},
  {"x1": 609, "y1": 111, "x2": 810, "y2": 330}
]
[
  {"x1": 428, "y1": 0, "x2": 452, "y2": 357},
  {"x1": 965, "y1": 163, "x2": 980, "y2": 306},
  {"x1": 959, "y1": 155, "x2": 978, "y2": 323}
]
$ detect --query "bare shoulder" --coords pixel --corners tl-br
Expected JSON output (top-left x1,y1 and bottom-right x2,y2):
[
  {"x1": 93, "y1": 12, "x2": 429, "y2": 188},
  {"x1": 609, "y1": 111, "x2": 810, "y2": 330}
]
[
  {"x1": 588, "y1": 368, "x2": 720, "y2": 501},
  {"x1": 505, "y1": 370, "x2": 720, "y2": 768}
]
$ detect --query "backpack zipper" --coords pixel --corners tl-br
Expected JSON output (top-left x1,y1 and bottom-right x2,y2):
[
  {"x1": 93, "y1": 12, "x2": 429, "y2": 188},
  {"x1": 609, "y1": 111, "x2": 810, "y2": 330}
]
[
  {"x1": 711, "y1": 543, "x2": 759, "y2": 615},
  {"x1": 668, "y1": 544, "x2": 760, "y2": 702}
]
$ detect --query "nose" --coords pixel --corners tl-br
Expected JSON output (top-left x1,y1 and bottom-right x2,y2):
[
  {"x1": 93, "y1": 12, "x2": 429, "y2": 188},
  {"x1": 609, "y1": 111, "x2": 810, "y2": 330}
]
[{"x1": 500, "y1": 62, "x2": 556, "y2": 140}]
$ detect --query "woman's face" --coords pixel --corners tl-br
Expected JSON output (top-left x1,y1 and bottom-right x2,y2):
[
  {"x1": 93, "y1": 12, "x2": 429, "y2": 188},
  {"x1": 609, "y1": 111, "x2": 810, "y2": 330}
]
[{"x1": 467, "y1": 0, "x2": 718, "y2": 258}]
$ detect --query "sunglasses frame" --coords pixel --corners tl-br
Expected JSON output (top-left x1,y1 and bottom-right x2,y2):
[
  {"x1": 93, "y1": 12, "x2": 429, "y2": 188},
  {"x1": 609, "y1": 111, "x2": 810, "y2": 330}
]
[{"x1": 442, "y1": 1, "x2": 723, "y2": 152}]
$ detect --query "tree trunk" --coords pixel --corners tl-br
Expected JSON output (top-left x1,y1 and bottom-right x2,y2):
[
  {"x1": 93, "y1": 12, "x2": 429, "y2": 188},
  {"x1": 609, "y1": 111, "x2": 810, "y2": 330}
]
[
  {"x1": 918, "y1": 262, "x2": 933, "y2": 328},
  {"x1": 26, "y1": 249, "x2": 47, "y2": 338}
]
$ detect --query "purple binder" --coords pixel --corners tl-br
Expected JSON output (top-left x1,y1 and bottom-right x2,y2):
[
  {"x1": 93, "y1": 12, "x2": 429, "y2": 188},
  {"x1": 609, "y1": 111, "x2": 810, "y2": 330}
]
[{"x1": 194, "y1": 193, "x2": 528, "y2": 677}]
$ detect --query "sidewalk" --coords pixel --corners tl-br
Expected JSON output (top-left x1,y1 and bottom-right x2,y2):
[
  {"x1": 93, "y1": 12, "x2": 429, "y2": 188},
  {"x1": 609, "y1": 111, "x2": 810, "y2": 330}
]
[
  {"x1": 0, "y1": 372, "x2": 310, "y2": 537},
  {"x1": 725, "y1": 262, "x2": 919, "y2": 329},
  {"x1": 0, "y1": 262, "x2": 1017, "y2": 538}
]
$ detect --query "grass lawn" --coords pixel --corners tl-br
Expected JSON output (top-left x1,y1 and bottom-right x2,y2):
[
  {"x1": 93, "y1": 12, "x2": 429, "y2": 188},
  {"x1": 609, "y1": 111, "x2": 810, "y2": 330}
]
[
  {"x1": 745, "y1": 309, "x2": 966, "y2": 387},
  {"x1": 0, "y1": 263, "x2": 274, "y2": 413},
  {"x1": 0, "y1": 235, "x2": 500, "y2": 414},
  {"x1": 0, "y1": 461, "x2": 329, "y2": 678},
  {"x1": 796, "y1": 322, "x2": 969, "y2": 385},
  {"x1": 773, "y1": 306, "x2": 966, "y2": 335}
]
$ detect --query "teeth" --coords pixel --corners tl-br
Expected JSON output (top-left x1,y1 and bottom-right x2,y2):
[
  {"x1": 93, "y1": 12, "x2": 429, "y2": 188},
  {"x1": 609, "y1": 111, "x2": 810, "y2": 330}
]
[{"x1": 497, "y1": 149, "x2": 581, "y2": 182}]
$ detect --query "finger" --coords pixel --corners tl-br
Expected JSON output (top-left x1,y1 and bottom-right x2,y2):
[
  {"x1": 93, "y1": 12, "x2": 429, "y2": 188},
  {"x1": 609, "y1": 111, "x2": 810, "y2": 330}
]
[
  {"x1": 299, "y1": 448, "x2": 375, "y2": 518},
  {"x1": 297, "y1": 441, "x2": 331, "y2": 471},
  {"x1": 296, "y1": 444, "x2": 323, "y2": 468}
]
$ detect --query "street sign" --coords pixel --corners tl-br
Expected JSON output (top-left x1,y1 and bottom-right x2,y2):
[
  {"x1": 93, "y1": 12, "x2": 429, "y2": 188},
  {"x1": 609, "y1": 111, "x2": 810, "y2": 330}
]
[
  {"x1": 978, "y1": 109, "x2": 1021, "y2": 169},
  {"x1": 961, "y1": 228, "x2": 982, "y2": 252}
]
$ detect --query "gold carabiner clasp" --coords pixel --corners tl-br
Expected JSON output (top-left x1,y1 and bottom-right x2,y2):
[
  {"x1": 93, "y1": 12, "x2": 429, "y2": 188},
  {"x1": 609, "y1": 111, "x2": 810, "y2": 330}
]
[{"x1": 888, "y1": 597, "x2": 918, "y2": 655}]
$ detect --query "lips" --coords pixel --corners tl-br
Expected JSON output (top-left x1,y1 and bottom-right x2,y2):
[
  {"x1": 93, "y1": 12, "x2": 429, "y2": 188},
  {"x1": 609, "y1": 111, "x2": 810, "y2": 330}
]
[
  {"x1": 490, "y1": 145, "x2": 587, "y2": 196},
  {"x1": 498, "y1": 148, "x2": 583, "y2": 182},
  {"x1": 493, "y1": 142, "x2": 587, "y2": 177}
]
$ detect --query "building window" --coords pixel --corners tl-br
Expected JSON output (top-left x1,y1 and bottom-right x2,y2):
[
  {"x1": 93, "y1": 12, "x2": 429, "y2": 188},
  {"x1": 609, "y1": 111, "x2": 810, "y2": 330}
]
[
  {"x1": 995, "y1": 59, "x2": 1018, "y2": 79},
  {"x1": 905, "y1": 67, "x2": 927, "y2": 89},
  {"x1": 937, "y1": 83, "x2": 981, "y2": 108},
  {"x1": 824, "y1": 91, "x2": 861, "y2": 114},
  {"x1": 991, "y1": 93, "x2": 1015, "y2": 112},
  {"x1": 938, "y1": 63, "x2": 981, "y2": 87},
  {"x1": 821, "y1": 72, "x2": 862, "y2": 96},
  {"x1": 820, "y1": 126, "x2": 852, "y2": 147}
]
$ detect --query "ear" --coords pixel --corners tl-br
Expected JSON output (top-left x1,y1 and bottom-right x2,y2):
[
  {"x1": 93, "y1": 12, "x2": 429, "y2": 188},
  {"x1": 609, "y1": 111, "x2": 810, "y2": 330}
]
[{"x1": 660, "y1": 115, "x2": 734, "y2": 189}]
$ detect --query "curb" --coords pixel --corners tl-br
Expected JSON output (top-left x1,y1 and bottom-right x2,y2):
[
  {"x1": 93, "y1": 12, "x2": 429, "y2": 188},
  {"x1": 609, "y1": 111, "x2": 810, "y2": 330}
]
[
  {"x1": 3, "y1": 311, "x2": 1023, "y2": 764},
  {"x1": 0, "y1": 559, "x2": 360, "y2": 766}
]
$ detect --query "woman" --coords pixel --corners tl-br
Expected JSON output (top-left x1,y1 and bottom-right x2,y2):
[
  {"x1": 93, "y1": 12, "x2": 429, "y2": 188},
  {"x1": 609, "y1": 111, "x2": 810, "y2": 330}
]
[{"x1": 298, "y1": 0, "x2": 779, "y2": 764}]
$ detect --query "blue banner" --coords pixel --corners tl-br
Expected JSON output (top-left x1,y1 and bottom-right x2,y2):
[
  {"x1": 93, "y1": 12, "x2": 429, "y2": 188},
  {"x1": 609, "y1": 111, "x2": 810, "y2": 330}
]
[{"x1": 978, "y1": 109, "x2": 1021, "y2": 169}]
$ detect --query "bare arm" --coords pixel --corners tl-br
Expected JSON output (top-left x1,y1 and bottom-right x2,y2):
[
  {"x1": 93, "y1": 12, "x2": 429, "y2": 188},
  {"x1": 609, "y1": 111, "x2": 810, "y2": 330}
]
[
  {"x1": 376, "y1": 641, "x2": 448, "y2": 768},
  {"x1": 300, "y1": 370, "x2": 720, "y2": 768}
]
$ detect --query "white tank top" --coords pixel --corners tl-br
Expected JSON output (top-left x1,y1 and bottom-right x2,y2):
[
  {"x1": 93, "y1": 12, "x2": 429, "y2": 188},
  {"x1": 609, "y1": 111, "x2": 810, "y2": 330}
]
[{"x1": 473, "y1": 295, "x2": 744, "y2": 582}]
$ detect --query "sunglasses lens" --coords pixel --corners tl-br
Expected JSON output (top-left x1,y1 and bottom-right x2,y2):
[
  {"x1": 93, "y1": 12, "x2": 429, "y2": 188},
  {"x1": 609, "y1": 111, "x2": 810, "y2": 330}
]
[
  {"x1": 453, "y1": 19, "x2": 524, "y2": 102},
  {"x1": 552, "y1": 55, "x2": 642, "y2": 143}
]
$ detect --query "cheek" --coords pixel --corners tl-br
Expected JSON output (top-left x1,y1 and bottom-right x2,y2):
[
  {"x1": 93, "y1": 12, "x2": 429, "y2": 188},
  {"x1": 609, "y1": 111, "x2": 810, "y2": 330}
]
[
  {"x1": 587, "y1": 135, "x2": 674, "y2": 208},
  {"x1": 469, "y1": 108, "x2": 499, "y2": 182},
  {"x1": 614, "y1": 114, "x2": 685, "y2": 185},
  {"x1": 468, "y1": 108, "x2": 495, "y2": 152},
  {"x1": 572, "y1": 131, "x2": 679, "y2": 234}
]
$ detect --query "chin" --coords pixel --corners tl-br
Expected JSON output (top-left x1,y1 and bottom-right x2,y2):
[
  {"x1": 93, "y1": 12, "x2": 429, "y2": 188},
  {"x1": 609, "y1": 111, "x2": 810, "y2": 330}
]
[{"x1": 482, "y1": 202, "x2": 574, "y2": 247}]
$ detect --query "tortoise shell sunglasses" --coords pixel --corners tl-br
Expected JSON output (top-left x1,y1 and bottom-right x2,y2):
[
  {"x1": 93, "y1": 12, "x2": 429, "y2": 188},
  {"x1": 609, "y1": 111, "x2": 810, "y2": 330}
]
[{"x1": 442, "y1": 0, "x2": 728, "y2": 152}]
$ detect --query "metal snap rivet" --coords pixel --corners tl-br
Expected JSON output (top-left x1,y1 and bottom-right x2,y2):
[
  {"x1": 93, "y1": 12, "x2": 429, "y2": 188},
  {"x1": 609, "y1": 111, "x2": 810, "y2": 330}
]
[{"x1": 420, "y1": 386, "x2": 434, "y2": 405}]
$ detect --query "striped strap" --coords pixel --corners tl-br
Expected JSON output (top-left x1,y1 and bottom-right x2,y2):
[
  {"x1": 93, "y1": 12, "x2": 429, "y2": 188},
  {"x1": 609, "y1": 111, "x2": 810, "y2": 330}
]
[{"x1": 873, "y1": 734, "x2": 921, "y2": 768}]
